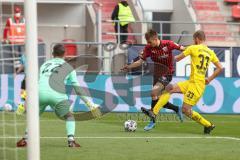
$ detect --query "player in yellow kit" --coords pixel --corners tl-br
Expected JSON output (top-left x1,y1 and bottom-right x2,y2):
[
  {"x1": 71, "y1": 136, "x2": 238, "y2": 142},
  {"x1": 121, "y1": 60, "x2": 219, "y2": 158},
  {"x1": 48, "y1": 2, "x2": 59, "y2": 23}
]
[{"x1": 145, "y1": 30, "x2": 223, "y2": 134}]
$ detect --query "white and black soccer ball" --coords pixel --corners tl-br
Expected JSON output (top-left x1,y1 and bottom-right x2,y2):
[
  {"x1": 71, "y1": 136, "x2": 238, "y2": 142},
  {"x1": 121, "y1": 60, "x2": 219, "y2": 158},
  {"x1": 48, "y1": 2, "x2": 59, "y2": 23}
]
[
  {"x1": 124, "y1": 120, "x2": 137, "y2": 132},
  {"x1": 3, "y1": 103, "x2": 12, "y2": 112}
]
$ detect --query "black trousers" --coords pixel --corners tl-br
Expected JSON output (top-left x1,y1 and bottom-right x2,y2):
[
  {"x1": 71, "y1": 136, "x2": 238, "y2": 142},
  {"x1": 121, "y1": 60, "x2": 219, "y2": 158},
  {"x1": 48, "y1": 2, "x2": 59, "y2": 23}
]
[{"x1": 114, "y1": 23, "x2": 128, "y2": 43}]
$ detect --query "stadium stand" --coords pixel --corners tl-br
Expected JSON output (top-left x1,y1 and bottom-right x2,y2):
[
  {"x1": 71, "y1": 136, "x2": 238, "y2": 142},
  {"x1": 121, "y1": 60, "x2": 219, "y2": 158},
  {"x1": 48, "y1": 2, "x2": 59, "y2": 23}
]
[
  {"x1": 224, "y1": 0, "x2": 240, "y2": 3},
  {"x1": 191, "y1": 0, "x2": 231, "y2": 42},
  {"x1": 232, "y1": 4, "x2": 240, "y2": 19}
]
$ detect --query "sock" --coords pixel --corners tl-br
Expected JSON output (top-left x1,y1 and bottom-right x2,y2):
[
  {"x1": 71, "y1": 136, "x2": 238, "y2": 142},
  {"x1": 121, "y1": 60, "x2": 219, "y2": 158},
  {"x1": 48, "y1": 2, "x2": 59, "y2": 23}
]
[
  {"x1": 191, "y1": 111, "x2": 211, "y2": 127},
  {"x1": 68, "y1": 135, "x2": 74, "y2": 142},
  {"x1": 66, "y1": 117, "x2": 75, "y2": 140},
  {"x1": 163, "y1": 102, "x2": 179, "y2": 113},
  {"x1": 153, "y1": 91, "x2": 170, "y2": 115},
  {"x1": 151, "y1": 117, "x2": 156, "y2": 123},
  {"x1": 151, "y1": 99, "x2": 158, "y2": 110}
]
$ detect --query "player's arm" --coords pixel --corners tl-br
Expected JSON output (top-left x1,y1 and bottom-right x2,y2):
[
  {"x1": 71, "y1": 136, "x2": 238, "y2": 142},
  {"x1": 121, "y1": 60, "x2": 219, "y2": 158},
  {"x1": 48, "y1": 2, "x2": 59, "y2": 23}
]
[
  {"x1": 121, "y1": 58, "x2": 144, "y2": 72},
  {"x1": 175, "y1": 52, "x2": 186, "y2": 62},
  {"x1": 169, "y1": 40, "x2": 185, "y2": 51},
  {"x1": 121, "y1": 48, "x2": 149, "y2": 72},
  {"x1": 68, "y1": 70, "x2": 91, "y2": 104},
  {"x1": 205, "y1": 61, "x2": 223, "y2": 85},
  {"x1": 73, "y1": 85, "x2": 102, "y2": 116},
  {"x1": 175, "y1": 45, "x2": 192, "y2": 62},
  {"x1": 68, "y1": 70, "x2": 99, "y2": 108},
  {"x1": 179, "y1": 46, "x2": 185, "y2": 51},
  {"x1": 72, "y1": 84, "x2": 102, "y2": 117},
  {"x1": 73, "y1": 86, "x2": 94, "y2": 107}
]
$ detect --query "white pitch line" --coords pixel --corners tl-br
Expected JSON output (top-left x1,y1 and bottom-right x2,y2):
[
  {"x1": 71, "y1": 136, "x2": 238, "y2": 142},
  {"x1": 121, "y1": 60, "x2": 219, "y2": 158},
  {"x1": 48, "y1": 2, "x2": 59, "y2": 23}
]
[
  {"x1": 1, "y1": 136, "x2": 240, "y2": 141},
  {"x1": 1, "y1": 120, "x2": 240, "y2": 123}
]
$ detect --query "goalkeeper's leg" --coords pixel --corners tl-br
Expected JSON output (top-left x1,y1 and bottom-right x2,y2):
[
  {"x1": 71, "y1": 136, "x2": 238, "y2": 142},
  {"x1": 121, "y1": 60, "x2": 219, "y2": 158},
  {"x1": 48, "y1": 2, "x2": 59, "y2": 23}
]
[
  {"x1": 55, "y1": 100, "x2": 80, "y2": 147},
  {"x1": 64, "y1": 112, "x2": 80, "y2": 147}
]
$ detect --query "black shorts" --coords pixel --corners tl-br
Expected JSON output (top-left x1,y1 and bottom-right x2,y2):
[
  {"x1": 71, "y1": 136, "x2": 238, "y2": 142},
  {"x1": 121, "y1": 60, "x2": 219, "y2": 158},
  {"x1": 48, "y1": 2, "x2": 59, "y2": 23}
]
[
  {"x1": 153, "y1": 75, "x2": 173, "y2": 86},
  {"x1": 21, "y1": 77, "x2": 26, "y2": 90}
]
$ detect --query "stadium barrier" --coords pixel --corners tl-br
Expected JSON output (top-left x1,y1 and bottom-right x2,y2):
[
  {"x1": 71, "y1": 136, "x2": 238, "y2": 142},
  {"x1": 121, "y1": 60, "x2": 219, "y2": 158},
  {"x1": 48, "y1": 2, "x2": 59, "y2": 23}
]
[
  {"x1": 128, "y1": 45, "x2": 240, "y2": 77},
  {"x1": 0, "y1": 74, "x2": 239, "y2": 114},
  {"x1": 0, "y1": 43, "x2": 46, "y2": 74},
  {"x1": 0, "y1": 43, "x2": 239, "y2": 114},
  {"x1": 103, "y1": 20, "x2": 240, "y2": 46}
]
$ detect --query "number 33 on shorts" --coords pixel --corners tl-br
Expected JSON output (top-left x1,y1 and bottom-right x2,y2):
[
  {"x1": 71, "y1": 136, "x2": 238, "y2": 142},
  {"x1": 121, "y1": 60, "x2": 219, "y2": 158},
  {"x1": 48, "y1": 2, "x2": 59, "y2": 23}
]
[
  {"x1": 177, "y1": 80, "x2": 204, "y2": 106},
  {"x1": 186, "y1": 91, "x2": 194, "y2": 99}
]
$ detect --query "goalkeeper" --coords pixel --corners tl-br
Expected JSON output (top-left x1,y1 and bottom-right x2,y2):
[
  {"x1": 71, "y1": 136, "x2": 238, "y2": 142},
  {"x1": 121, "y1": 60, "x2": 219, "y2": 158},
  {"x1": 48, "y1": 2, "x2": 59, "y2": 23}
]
[{"x1": 17, "y1": 44, "x2": 99, "y2": 148}]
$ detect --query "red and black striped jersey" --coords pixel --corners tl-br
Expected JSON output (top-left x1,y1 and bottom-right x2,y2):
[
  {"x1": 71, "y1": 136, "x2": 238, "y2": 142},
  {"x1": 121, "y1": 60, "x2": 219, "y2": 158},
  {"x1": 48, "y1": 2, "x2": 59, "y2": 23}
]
[{"x1": 141, "y1": 40, "x2": 182, "y2": 75}]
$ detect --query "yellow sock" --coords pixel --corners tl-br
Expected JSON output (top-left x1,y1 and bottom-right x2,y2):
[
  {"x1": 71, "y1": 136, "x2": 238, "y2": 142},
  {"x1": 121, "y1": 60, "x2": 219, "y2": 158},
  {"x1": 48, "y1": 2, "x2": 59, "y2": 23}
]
[
  {"x1": 153, "y1": 91, "x2": 170, "y2": 115},
  {"x1": 21, "y1": 90, "x2": 27, "y2": 100},
  {"x1": 191, "y1": 111, "x2": 211, "y2": 127}
]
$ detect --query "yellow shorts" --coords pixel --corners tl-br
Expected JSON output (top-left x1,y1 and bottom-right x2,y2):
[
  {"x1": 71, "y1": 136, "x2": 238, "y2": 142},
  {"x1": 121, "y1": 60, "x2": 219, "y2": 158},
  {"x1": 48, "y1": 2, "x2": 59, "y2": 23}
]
[{"x1": 177, "y1": 80, "x2": 205, "y2": 106}]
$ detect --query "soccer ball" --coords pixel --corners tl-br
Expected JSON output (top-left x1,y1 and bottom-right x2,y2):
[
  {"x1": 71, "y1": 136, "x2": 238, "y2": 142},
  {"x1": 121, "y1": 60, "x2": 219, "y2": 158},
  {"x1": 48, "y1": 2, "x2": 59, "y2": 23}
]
[
  {"x1": 3, "y1": 103, "x2": 12, "y2": 112},
  {"x1": 124, "y1": 120, "x2": 137, "y2": 132}
]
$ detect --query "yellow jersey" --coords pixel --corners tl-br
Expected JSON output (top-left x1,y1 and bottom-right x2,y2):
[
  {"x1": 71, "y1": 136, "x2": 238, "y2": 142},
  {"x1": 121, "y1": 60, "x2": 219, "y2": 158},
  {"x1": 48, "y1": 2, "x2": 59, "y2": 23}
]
[{"x1": 183, "y1": 44, "x2": 219, "y2": 84}]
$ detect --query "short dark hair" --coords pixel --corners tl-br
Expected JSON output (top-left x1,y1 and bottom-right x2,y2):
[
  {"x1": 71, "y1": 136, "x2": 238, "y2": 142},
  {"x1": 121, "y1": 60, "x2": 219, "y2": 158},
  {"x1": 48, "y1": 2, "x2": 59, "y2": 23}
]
[
  {"x1": 193, "y1": 30, "x2": 206, "y2": 41},
  {"x1": 52, "y1": 44, "x2": 65, "y2": 57},
  {"x1": 145, "y1": 29, "x2": 158, "y2": 41}
]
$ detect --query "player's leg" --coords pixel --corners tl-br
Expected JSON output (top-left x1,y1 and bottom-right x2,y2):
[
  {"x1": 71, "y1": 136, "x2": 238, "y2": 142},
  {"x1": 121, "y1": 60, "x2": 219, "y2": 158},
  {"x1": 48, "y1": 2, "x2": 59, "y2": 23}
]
[
  {"x1": 54, "y1": 100, "x2": 80, "y2": 147},
  {"x1": 16, "y1": 130, "x2": 28, "y2": 147},
  {"x1": 152, "y1": 83, "x2": 182, "y2": 115},
  {"x1": 16, "y1": 77, "x2": 27, "y2": 147},
  {"x1": 140, "y1": 82, "x2": 160, "y2": 130},
  {"x1": 16, "y1": 77, "x2": 26, "y2": 115},
  {"x1": 143, "y1": 83, "x2": 182, "y2": 131},
  {"x1": 148, "y1": 80, "x2": 189, "y2": 119},
  {"x1": 160, "y1": 75, "x2": 183, "y2": 121},
  {"x1": 141, "y1": 73, "x2": 164, "y2": 117},
  {"x1": 141, "y1": 76, "x2": 161, "y2": 122},
  {"x1": 16, "y1": 103, "x2": 47, "y2": 147},
  {"x1": 182, "y1": 83, "x2": 215, "y2": 134},
  {"x1": 182, "y1": 103, "x2": 215, "y2": 134},
  {"x1": 141, "y1": 75, "x2": 164, "y2": 130},
  {"x1": 142, "y1": 75, "x2": 182, "y2": 119}
]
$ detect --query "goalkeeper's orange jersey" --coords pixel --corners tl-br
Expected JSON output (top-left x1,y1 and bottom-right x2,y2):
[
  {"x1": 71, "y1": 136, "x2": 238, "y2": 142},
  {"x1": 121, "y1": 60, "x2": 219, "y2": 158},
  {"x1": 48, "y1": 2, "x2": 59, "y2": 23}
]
[{"x1": 183, "y1": 44, "x2": 219, "y2": 84}]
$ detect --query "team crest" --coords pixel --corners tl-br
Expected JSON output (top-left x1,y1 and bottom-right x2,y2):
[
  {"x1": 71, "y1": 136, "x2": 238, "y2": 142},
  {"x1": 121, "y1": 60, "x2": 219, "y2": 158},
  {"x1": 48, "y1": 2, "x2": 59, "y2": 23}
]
[
  {"x1": 152, "y1": 50, "x2": 157, "y2": 54},
  {"x1": 162, "y1": 47, "x2": 168, "y2": 52}
]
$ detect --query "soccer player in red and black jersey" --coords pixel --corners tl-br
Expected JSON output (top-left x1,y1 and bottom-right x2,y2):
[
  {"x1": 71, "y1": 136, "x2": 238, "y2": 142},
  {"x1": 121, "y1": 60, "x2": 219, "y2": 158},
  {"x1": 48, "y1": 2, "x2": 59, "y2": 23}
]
[{"x1": 121, "y1": 29, "x2": 185, "y2": 131}]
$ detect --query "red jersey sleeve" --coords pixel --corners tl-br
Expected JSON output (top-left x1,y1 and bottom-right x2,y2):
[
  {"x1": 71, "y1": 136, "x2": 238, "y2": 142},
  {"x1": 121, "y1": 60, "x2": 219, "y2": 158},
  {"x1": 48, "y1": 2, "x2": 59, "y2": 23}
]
[
  {"x1": 168, "y1": 40, "x2": 181, "y2": 50},
  {"x1": 141, "y1": 45, "x2": 151, "y2": 61}
]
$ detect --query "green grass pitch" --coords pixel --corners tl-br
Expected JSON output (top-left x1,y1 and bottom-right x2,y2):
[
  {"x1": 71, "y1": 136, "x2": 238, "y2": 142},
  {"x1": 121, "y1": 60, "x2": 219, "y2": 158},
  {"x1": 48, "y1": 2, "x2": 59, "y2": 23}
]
[{"x1": 0, "y1": 112, "x2": 240, "y2": 160}]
